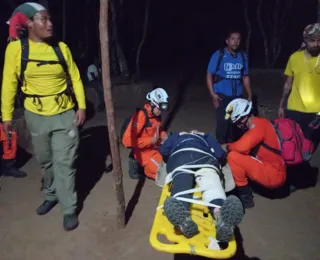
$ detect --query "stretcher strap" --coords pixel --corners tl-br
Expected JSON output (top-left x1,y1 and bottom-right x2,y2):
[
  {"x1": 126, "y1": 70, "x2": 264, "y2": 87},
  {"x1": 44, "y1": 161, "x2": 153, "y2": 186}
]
[{"x1": 157, "y1": 163, "x2": 223, "y2": 210}]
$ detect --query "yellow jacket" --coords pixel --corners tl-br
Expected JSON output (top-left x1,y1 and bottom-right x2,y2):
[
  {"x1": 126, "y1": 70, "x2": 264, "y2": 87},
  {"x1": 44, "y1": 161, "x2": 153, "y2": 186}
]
[{"x1": 1, "y1": 39, "x2": 86, "y2": 121}]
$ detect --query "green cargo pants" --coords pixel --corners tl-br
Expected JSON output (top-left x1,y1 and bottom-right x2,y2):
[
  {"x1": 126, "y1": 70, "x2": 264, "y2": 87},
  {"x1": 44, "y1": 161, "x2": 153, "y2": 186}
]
[{"x1": 24, "y1": 109, "x2": 79, "y2": 215}]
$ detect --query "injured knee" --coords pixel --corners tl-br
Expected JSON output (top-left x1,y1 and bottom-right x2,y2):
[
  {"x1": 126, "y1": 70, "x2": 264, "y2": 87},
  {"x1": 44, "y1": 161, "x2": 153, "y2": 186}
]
[{"x1": 195, "y1": 168, "x2": 227, "y2": 204}]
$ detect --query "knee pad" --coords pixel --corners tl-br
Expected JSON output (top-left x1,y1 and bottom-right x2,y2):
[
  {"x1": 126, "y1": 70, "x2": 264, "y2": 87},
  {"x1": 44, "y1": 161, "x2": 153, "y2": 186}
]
[
  {"x1": 155, "y1": 161, "x2": 167, "y2": 187},
  {"x1": 222, "y1": 163, "x2": 236, "y2": 192},
  {"x1": 195, "y1": 168, "x2": 226, "y2": 204}
]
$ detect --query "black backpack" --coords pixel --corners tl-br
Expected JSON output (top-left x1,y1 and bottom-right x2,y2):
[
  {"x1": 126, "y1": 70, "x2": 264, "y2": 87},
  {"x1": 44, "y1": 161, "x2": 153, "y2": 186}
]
[
  {"x1": 214, "y1": 48, "x2": 246, "y2": 83},
  {"x1": 17, "y1": 37, "x2": 76, "y2": 109},
  {"x1": 120, "y1": 108, "x2": 152, "y2": 148}
]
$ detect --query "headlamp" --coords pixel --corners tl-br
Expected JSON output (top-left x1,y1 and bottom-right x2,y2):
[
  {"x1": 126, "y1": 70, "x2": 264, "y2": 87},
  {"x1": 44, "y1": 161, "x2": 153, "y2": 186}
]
[{"x1": 160, "y1": 102, "x2": 168, "y2": 111}]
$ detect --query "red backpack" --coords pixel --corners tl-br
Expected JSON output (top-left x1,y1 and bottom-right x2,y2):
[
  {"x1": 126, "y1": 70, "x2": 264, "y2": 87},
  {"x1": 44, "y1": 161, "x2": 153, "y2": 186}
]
[{"x1": 261, "y1": 118, "x2": 314, "y2": 165}]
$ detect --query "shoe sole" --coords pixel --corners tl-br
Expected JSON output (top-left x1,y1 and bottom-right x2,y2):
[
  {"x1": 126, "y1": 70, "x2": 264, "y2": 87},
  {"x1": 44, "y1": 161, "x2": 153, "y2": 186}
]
[
  {"x1": 63, "y1": 222, "x2": 79, "y2": 231},
  {"x1": 163, "y1": 197, "x2": 198, "y2": 238},
  {"x1": 216, "y1": 195, "x2": 244, "y2": 242}
]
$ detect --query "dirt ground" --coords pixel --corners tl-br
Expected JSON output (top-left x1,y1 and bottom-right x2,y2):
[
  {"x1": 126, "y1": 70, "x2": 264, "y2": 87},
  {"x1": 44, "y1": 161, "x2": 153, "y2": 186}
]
[{"x1": 0, "y1": 68, "x2": 320, "y2": 260}]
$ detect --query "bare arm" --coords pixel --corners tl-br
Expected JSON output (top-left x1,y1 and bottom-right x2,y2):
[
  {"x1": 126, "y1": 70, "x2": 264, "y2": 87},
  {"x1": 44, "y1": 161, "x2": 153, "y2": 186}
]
[
  {"x1": 279, "y1": 76, "x2": 293, "y2": 109},
  {"x1": 206, "y1": 72, "x2": 215, "y2": 97},
  {"x1": 243, "y1": 76, "x2": 252, "y2": 101}
]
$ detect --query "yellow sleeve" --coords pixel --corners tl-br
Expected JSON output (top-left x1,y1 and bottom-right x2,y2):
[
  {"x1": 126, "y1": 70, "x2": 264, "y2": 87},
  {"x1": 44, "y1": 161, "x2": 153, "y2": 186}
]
[
  {"x1": 284, "y1": 54, "x2": 294, "y2": 77},
  {"x1": 1, "y1": 42, "x2": 20, "y2": 121},
  {"x1": 59, "y1": 42, "x2": 86, "y2": 109}
]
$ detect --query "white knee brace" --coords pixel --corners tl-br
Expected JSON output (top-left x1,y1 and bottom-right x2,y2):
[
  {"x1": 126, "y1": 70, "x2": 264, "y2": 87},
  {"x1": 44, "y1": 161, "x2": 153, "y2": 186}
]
[
  {"x1": 155, "y1": 161, "x2": 167, "y2": 188},
  {"x1": 221, "y1": 163, "x2": 236, "y2": 192},
  {"x1": 195, "y1": 168, "x2": 226, "y2": 204}
]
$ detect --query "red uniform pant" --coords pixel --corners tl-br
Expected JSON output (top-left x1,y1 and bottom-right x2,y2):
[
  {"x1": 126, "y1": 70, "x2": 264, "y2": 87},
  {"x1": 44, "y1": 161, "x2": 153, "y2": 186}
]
[
  {"x1": 0, "y1": 124, "x2": 17, "y2": 160},
  {"x1": 133, "y1": 148, "x2": 162, "y2": 180},
  {"x1": 227, "y1": 151, "x2": 286, "y2": 189}
]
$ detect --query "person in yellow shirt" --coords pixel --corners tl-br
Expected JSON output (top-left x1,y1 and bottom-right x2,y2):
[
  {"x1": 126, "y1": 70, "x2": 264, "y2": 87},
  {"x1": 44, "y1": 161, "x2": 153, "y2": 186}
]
[
  {"x1": 1, "y1": 2, "x2": 86, "y2": 231},
  {"x1": 278, "y1": 23, "x2": 320, "y2": 191},
  {"x1": 279, "y1": 23, "x2": 320, "y2": 145}
]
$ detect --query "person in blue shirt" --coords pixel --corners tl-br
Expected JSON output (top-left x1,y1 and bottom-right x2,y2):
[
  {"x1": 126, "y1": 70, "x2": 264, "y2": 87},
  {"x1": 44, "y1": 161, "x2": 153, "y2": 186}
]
[
  {"x1": 206, "y1": 29, "x2": 252, "y2": 144},
  {"x1": 159, "y1": 130, "x2": 244, "y2": 243}
]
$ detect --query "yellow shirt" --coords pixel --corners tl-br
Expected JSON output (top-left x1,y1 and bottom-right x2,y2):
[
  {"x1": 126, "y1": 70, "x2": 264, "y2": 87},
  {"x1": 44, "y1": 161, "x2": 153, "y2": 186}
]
[
  {"x1": 284, "y1": 50, "x2": 320, "y2": 113},
  {"x1": 1, "y1": 39, "x2": 86, "y2": 121}
]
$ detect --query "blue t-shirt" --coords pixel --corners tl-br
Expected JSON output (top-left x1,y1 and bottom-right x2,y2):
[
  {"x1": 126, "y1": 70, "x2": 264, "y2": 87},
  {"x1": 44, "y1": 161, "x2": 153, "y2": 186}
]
[{"x1": 207, "y1": 48, "x2": 249, "y2": 97}]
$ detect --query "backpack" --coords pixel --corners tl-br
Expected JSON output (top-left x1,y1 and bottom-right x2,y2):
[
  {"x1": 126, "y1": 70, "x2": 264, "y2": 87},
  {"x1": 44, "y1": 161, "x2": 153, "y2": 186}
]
[
  {"x1": 120, "y1": 108, "x2": 152, "y2": 148},
  {"x1": 17, "y1": 37, "x2": 76, "y2": 108},
  {"x1": 214, "y1": 48, "x2": 246, "y2": 83},
  {"x1": 261, "y1": 118, "x2": 314, "y2": 166}
]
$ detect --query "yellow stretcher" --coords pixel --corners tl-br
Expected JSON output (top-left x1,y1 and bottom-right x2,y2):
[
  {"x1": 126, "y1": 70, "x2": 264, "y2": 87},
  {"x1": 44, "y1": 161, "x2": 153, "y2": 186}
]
[{"x1": 149, "y1": 183, "x2": 237, "y2": 259}]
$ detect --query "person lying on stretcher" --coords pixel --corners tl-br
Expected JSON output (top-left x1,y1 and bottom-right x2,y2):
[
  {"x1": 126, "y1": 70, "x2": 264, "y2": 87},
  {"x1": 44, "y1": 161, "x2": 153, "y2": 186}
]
[{"x1": 159, "y1": 130, "x2": 244, "y2": 242}]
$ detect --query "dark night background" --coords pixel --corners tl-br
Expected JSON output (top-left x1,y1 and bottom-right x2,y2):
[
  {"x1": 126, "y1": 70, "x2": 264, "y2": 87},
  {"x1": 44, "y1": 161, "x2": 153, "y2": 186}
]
[{"x1": 0, "y1": 0, "x2": 318, "y2": 77}]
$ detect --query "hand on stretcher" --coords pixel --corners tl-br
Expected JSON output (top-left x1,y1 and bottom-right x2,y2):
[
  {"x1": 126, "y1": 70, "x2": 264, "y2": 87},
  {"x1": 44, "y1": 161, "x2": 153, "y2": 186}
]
[{"x1": 221, "y1": 144, "x2": 229, "y2": 153}]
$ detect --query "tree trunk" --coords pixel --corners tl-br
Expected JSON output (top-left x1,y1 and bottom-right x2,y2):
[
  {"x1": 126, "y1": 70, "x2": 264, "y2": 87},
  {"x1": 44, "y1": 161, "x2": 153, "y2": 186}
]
[
  {"x1": 269, "y1": 0, "x2": 292, "y2": 67},
  {"x1": 135, "y1": 0, "x2": 150, "y2": 80},
  {"x1": 242, "y1": 0, "x2": 251, "y2": 56},
  {"x1": 257, "y1": 0, "x2": 269, "y2": 67},
  {"x1": 99, "y1": 0, "x2": 126, "y2": 229},
  {"x1": 109, "y1": 0, "x2": 130, "y2": 79}
]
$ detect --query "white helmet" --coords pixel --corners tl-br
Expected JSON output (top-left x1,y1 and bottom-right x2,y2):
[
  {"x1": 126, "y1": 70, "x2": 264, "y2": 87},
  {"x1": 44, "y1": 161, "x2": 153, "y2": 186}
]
[
  {"x1": 146, "y1": 87, "x2": 169, "y2": 111},
  {"x1": 225, "y1": 98, "x2": 252, "y2": 123}
]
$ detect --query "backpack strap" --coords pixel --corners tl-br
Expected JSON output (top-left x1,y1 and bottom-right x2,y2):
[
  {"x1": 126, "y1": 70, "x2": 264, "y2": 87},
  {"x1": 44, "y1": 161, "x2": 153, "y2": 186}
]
[
  {"x1": 137, "y1": 108, "x2": 152, "y2": 128},
  {"x1": 215, "y1": 48, "x2": 225, "y2": 75},
  {"x1": 19, "y1": 37, "x2": 29, "y2": 87},
  {"x1": 259, "y1": 121, "x2": 281, "y2": 156},
  {"x1": 261, "y1": 142, "x2": 281, "y2": 156},
  {"x1": 52, "y1": 43, "x2": 72, "y2": 88},
  {"x1": 213, "y1": 48, "x2": 225, "y2": 84},
  {"x1": 51, "y1": 42, "x2": 77, "y2": 106}
]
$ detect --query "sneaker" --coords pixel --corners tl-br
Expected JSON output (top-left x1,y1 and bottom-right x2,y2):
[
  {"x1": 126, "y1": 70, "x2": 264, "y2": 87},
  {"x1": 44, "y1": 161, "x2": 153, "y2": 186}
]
[
  {"x1": 163, "y1": 197, "x2": 198, "y2": 238},
  {"x1": 215, "y1": 195, "x2": 244, "y2": 242},
  {"x1": 63, "y1": 214, "x2": 79, "y2": 231},
  {"x1": 36, "y1": 200, "x2": 58, "y2": 215}
]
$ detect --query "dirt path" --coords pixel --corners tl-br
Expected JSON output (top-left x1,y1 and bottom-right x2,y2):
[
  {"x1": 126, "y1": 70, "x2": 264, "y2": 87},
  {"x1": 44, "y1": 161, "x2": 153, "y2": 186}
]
[{"x1": 1, "y1": 72, "x2": 320, "y2": 260}]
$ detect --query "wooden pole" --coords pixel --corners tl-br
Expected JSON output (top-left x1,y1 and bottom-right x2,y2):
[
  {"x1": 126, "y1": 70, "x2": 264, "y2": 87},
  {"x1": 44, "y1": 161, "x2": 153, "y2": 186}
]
[{"x1": 99, "y1": 0, "x2": 126, "y2": 228}]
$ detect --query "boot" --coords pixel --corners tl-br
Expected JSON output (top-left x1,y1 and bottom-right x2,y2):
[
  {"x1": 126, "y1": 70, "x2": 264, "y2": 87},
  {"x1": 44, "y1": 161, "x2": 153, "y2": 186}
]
[
  {"x1": 36, "y1": 200, "x2": 58, "y2": 215},
  {"x1": 1, "y1": 159, "x2": 27, "y2": 178},
  {"x1": 236, "y1": 185, "x2": 255, "y2": 209},
  {"x1": 63, "y1": 214, "x2": 79, "y2": 231},
  {"x1": 128, "y1": 151, "x2": 144, "y2": 179}
]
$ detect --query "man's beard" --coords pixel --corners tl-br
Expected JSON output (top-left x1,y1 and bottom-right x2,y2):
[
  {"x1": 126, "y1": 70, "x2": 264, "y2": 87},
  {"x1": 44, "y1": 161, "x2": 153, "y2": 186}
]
[
  {"x1": 231, "y1": 45, "x2": 239, "y2": 51},
  {"x1": 307, "y1": 47, "x2": 320, "y2": 57}
]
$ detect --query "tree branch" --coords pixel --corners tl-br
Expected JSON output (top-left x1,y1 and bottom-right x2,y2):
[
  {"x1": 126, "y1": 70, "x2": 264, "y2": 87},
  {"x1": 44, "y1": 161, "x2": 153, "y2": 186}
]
[
  {"x1": 135, "y1": 0, "x2": 151, "y2": 79},
  {"x1": 257, "y1": 0, "x2": 269, "y2": 66},
  {"x1": 242, "y1": 0, "x2": 252, "y2": 55}
]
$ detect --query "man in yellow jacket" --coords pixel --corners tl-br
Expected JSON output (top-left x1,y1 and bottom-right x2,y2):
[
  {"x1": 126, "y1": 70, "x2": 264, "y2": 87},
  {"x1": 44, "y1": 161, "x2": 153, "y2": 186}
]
[{"x1": 2, "y1": 2, "x2": 86, "y2": 231}]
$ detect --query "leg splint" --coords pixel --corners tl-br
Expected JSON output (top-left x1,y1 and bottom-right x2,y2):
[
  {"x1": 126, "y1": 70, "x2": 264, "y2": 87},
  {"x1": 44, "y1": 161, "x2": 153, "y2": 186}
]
[{"x1": 149, "y1": 163, "x2": 238, "y2": 259}]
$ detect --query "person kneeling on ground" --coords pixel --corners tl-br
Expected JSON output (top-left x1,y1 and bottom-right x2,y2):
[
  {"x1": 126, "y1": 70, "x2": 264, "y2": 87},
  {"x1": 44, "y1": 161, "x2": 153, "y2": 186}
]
[
  {"x1": 222, "y1": 98, "x2": 286, "y2": 209},
  {"x1": 159, "y1": 130, "x2": 244, "y2": 242},
  {"x1": 121, "y1": 87, "x2": 169, "y2": 180}
]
